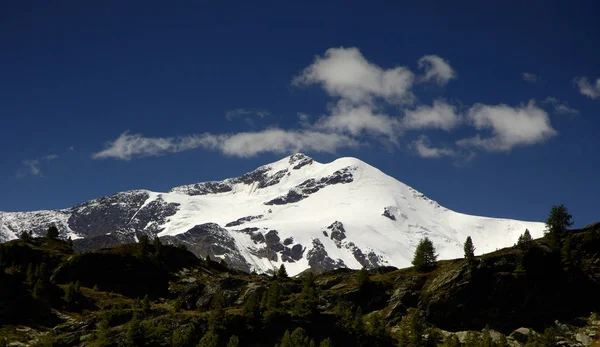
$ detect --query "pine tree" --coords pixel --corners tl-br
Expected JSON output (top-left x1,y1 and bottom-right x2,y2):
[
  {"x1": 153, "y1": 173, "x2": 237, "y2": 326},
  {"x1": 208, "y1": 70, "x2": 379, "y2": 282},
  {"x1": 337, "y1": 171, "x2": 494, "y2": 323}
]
[
  {"x1": 197, "y1": 330, "x2": 219, "y2": 347},
  {"x1": 153, "y1": 236, "x2": 162, "y2": 257},
  {"x1": 277, "y1": 264, "x2": 288, "y2": 278},
  {"x1": 356, "y1": 266, "x2": 370, "y2": 289},
  {"x1": 293, "y1": 272, "x2": 318, "y2": 317},
  {"x1": 412, "y1": 237, "x2": 437, "y2": 272},
  {"x1": 139, "y1": 235, "x2": 149, "y2": 256},
  {"x1": 20, "y1": 231, "x2": 31, "y2": 241},
  {"x1": 142, "y1": 295, "x2": 151, "y2": 315},
  {"x1": 26, "y1": 263, "x2": 34, "y2": 284},
  {"x1": 46, "y1": 225, "x2": 59, "y2": 240},
  {"x1": 545, "y1": 204, "x2": 573, "y2": 250},
  {"x1": 319, "y1": 338, "x2": 333, "y2": 347},
  {"x1": 64, "y1": 282, "x2": 75, "y2": 306},
  {"x1": 279, "y1": 328, "x2": 311, "y2": 347},
  {"x1": 243, "y1": 292, "x2": 260, "y2": 321},
  {"x1": 226, "y1": 335, "x2": 240, "y2": 347},
  {"x1": 124, "y1": 314, "x2": 141, "y2": 347},
  {"x1": 517, "y1": 229, "x2": 533, "y2": 250},
  {"x1": 464, "y1": 236, "x2": 475, "y2": 262}
]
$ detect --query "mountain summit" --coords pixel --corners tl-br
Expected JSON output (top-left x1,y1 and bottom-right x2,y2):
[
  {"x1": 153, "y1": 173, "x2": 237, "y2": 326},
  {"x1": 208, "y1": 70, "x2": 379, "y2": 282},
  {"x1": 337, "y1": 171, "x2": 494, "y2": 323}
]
[{"x1": 0, "y1": 153, "x2": 544, "y2": 275}]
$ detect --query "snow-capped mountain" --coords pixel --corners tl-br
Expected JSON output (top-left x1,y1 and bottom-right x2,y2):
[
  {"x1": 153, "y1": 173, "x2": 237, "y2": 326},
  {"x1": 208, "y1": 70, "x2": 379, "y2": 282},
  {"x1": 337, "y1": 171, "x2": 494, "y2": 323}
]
[{"x1": 0, "y1": 153, "x2": 545, "y2": 275}]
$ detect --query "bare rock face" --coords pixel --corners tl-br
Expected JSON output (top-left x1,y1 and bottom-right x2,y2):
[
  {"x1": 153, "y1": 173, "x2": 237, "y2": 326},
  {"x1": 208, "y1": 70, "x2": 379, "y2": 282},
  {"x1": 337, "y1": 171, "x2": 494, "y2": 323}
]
[
  {"x1": 307, "y1": 239, "x2": 346, "y2": 274},
  {"x1": 264, "y1": 167, "x2": 355, "y2": 205},
  {"x1": 161, "y1": 223, "x2": 250, "y2": 273}
]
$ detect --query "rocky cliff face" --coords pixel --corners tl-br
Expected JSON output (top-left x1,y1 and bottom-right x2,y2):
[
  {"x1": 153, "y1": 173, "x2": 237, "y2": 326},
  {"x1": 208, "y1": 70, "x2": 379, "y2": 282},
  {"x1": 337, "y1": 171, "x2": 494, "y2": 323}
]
[{"x1": 0, "y1": 153, "x2": 546, "y2": 275}]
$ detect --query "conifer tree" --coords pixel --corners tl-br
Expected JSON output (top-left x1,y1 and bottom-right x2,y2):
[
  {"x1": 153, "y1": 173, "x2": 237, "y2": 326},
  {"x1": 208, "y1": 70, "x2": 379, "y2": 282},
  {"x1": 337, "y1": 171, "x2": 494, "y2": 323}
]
[
  {"x1": 153, "y1": 236, "x2": 162, "y2": 257},
  {"x1": 412, "y1": 237, "x2": 437, "y2": 272},
  {"x1": 226, "y1": 335, "x2": 240, "y2": 347},
  {"x1": 517, "y1": 229, "x2": 533, "y2": 250},
  {"x1": 277, "y1": 264, "x2": 288, "y2": 278},
  {"x1": 20, "y1": 231, "x2": 31, "y2": 241},
  {"x1": 319, "y1": 338, "x2": 333, "y2": 347},
  {"x1": 356, "y1": 266, "x2": 370, "y2": 289},
  {"x1": 464, "y1": 236, "x2": 475, "y2": 262},
  {"x1": 545, "y1": 204, "x2": 573, "y2": 250},
  {"x1": 142, "y1": 295, "x2": 151, "y2": 315},
  {"x1": 46, "y1": 225, "x2": 59, "y2": 240},
  {"x1": 197, "y1": 330, "x2": 219, "y2": 347},
  {"x1": 139, "y1": 235, "x2": 149, "y2": 256}
]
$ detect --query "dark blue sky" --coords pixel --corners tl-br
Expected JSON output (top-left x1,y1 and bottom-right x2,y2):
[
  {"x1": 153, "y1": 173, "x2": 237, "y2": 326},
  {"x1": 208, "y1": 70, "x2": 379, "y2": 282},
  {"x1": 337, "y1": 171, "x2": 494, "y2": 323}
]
[{"x1": 1, "y1": 1, "x2": 599, "y2": 227}]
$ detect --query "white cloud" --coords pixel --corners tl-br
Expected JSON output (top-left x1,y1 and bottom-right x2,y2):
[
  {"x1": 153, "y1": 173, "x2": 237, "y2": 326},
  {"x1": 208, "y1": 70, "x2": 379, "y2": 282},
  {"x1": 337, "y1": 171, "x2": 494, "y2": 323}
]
[
  {"x1": 402, "y1": 100, "x2": 461, "y2": 131},
  {"x1": 543, "y1": 97, "x2": 579, "y2": 117},
  {"x1": 17, "y1": 154, "x2": 58, "y2": 177},
  {"x1": 293, "y1": 47, "x2": 414, "y2": 105},
  {"x1": 457, "y1": 100, "x2": 557, "y2": 151},
  {"x1": 92, "y1": 129, "x2": 359, "y2": 160},
  {"x1": 418, "y1": 55, "x2": 456, "y2": 86},
  {"x1": 21, "y1": 160, "x2": 41, "y2": 176},
  {"x1": 315, "y1": 100, "x2": 402, "y2": 138},
  {"x1": 413, "y1": 135, "x2": 455, "y2": 158},
  {"x1": 521, "y1": 72, "x2": 539, "y2": 83},
  {"x1": 574, "y1": 76, "x2": 600, "y2": 99}
]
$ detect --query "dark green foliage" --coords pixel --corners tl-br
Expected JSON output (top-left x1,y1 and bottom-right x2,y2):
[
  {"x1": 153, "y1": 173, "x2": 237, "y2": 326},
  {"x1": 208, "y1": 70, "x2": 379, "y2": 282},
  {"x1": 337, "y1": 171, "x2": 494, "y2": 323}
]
[
  {"x1": 545, "y1": 204, "x2": 573, "y2": 250},
  {"x1": 124, "y1": 314, "x2": 141, "y2": 347},
  {"x1": 197, "y1": 329, "x2": 219, "y2": 347},
  {"x1": 171, "y1": 323, "x2": 197, "y2": 347},
  {"x1": 226, "y1": 335, "x2": 240, "y2": 347},
  {"x1": 46, "y1": 226, "x2": 59, "y2": 240},
  {"x1": 397, "y1": 309, "x2": 424, "y2": 347},
  {"x1": 278, "y1": 327, "x2": 315, "y2": 347},
  {"x1": 63, "y1": 281, "x2": 83, "y2": 310},
  {"x1": 278, "y1": 264, "x2": 288, "y2": 278},
  {"x1": 356, "y1": 266, "x2": 370, "y2": 290},
  {"x1": 243, "y1": 292, "x2": 261, "y2": 321},
  {"x1": 20, "y1": 231, "x2": 31, "y2": 241},
  {"x1": 153, "y1": 236, "x2": 162, "y2": 257},
  {"x1": 293, "y1": 272, "x2": 318, "y2": 317},
  {"x1": 367, "y1": 312, "x2": 389, "y2": 341},
  {"x1": 0, "y1": 338, "x2": 6, "y2": 347},
  {"x1": 33, "y1": 331, "x2": 57, "y2": 347},
  {"x1": 319, "y1": 338, "x2": 333, "y2": 347},
  {"x1": 480, "y1": 325, "x2": 494, "y2": 347},
  {"x1": 412, "y1": 237, "x2": 437, "y2": 272},
  {"x1": 518, "y1": 229, "x2": 533, "y2": 249},
  {"x1": 463, "y1": 331, "x2": 478, "y2": 347},
  {"x1": 440, "y1": 334, "x2": 460, "y2": 347},
  {"x1": 138, "y1": 235, "x2": 149, "y2": 256},
  {"x1": 142, "y1": 295, "x2": 151, "y2": 315},
  {"x1": 94, "y1": 313, "x2": 112, "y2": 347},
  {"x1": 464, "y1": 236, "x2": 475, "y2": 262}
]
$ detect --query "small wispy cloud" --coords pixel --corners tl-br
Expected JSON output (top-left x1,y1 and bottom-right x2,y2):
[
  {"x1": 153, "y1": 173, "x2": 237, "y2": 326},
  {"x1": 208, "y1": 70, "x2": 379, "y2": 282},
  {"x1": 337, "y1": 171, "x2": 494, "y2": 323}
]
[
  {"x1": 413, "y1": 135, "x2": 455, "y2": 158},
  {"x1": 574, "y1": 76, "x2": 600, "y2": 100},
  {"x1": 543, "y1": 97, "x2": 579, "y2": 117},
  {"x1": 92, "y1": 130, "x2": 359, "y2": 160},
  {"x1": 521, "y1": 72, "x2": 539, "y2": 83},
  {"x1": 17, "y1": 154, "x2": 59, "y2": 177},
  {"x1": 417, "y1": 55, "x2": 456, "y2": 86}
]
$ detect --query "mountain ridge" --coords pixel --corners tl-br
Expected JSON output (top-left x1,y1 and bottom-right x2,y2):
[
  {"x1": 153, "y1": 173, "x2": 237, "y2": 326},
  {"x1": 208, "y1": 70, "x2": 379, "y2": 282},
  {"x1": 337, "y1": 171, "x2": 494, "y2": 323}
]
[{"x1": 0, "y1": 153, "x2": 545, "y2": 275}]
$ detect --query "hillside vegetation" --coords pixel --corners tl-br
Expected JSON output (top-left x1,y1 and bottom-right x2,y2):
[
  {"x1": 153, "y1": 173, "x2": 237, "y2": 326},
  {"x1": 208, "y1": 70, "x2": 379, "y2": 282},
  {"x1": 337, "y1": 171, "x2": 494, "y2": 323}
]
[{"x1": 1, "y1": 220, "x2": 600, "y2": 346}]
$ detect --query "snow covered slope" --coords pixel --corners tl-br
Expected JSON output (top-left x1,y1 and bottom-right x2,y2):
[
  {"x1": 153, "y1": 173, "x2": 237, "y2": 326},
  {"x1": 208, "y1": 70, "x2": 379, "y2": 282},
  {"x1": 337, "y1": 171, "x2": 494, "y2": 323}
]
[{"x1": 0, "y1": 153, "x2": 545, "y2": 275}]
